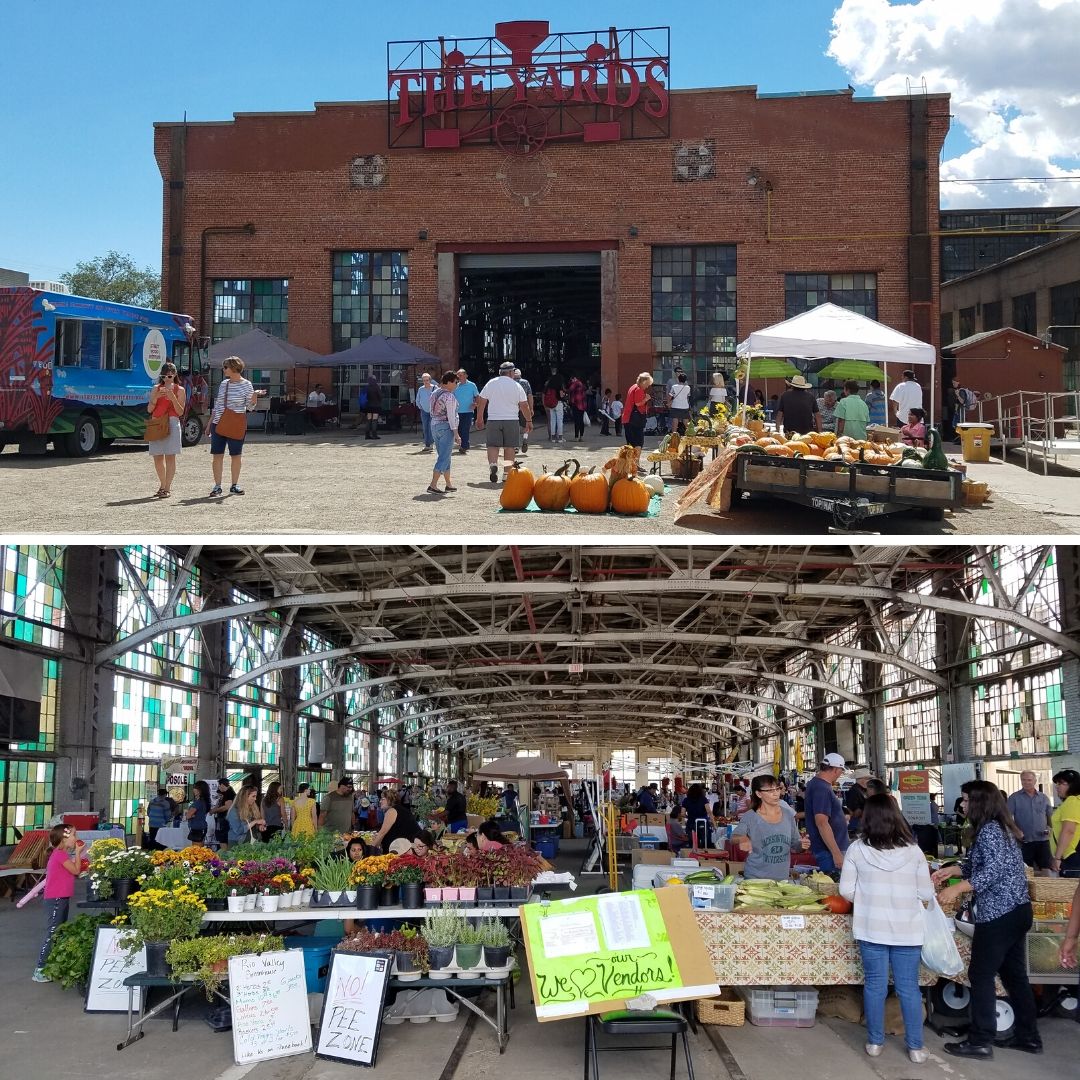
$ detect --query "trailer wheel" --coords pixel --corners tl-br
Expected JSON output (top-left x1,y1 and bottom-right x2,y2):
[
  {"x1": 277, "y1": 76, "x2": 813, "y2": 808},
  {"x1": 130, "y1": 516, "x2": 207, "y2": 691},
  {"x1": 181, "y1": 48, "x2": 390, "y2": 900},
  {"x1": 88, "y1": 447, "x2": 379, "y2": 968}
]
[
  {"x1": 929, "y1": 979, "x2": 969, "y2": 1020},
  {"x1": 63, "y1": 413, "x2": 101, "y2": 457},
  {"x1": 920, "y1": 507, "x2": 946, "y2": 522},
  {"x1": 994, "y1": 996, "x2": 1015, "y2": 1040},
  {"x1": 1053, "y1": 987, "x2": 1078, "y2": 1019},
  {"x1": 181, "y1": 413, "x2": 204, "y2": 447}
]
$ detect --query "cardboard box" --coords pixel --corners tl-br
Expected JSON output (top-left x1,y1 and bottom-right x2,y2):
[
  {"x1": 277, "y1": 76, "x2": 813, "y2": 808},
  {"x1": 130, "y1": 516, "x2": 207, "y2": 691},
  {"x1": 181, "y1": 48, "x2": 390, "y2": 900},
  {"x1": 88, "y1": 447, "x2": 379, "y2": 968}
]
[
  {"x1": 631, "y1": 848, "x2": 675, "y2": 869},
  {"x1": 868, "y1": 425, "x2": 901, "y2": 443}
]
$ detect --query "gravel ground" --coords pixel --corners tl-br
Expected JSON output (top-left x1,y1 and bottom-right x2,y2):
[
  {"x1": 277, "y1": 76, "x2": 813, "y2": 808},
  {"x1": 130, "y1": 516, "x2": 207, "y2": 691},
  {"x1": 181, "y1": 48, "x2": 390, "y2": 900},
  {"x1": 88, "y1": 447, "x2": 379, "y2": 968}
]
[{"x1": 1, "y1": 427, "x2": 1075, "y2": 536}]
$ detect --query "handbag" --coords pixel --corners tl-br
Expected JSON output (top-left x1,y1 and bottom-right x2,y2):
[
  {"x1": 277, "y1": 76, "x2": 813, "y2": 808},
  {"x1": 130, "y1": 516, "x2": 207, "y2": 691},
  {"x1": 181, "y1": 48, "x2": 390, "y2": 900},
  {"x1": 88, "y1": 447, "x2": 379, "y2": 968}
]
[
  {"x1": 214, "y1": 382, "x2": 248, "y2": 440},
  {"x1": 144, "y1": 412, "x2": 171, "y2": 441}
]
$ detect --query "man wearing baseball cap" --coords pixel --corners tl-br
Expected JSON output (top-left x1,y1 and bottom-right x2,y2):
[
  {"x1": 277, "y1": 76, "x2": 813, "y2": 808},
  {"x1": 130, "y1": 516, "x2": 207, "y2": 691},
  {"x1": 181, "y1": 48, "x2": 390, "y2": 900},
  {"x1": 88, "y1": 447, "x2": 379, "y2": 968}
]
[
  {"x1": 475, "y1": 361, "x2": 533, "y2": 484},
  {"x1": 805, "y1": 753, "x2": 850, "y2": 872}
]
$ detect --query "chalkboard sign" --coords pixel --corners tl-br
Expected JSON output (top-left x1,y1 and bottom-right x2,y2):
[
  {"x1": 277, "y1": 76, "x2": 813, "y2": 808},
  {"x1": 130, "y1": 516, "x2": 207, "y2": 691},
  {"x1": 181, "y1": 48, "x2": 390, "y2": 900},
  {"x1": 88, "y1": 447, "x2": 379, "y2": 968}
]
[
  {"x1": 315, "y1": 951, "x2": 393, "y2": 1067},
  {"x1": 84, "y1": 926, "x2": 146, "y2": 1013},
  {"x1": 228, "y1": 949, "x2": 312, "y2": 1065}
]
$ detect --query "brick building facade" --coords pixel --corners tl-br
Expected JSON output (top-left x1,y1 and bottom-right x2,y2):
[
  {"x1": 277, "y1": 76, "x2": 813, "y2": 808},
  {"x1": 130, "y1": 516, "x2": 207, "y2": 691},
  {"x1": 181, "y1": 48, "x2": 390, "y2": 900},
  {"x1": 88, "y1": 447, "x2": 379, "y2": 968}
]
[{"x1": 155, "y1": 75, "x2": 949, "y2": 399}]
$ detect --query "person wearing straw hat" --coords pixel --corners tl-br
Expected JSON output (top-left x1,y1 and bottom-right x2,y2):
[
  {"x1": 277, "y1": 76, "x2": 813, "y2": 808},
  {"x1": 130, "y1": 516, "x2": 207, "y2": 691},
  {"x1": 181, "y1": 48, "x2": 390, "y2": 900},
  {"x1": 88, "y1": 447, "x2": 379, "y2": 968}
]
[{"x1": 775, "y1": 374, "x2": 821, "y2": 436}]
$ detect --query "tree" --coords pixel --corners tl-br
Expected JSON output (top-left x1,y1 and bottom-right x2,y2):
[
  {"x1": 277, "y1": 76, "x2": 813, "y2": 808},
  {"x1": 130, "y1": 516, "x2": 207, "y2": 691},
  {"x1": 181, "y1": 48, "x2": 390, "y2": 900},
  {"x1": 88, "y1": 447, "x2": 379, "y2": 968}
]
[{"x1": 61, "y1": 251, "x2": 161, "y2": 309}]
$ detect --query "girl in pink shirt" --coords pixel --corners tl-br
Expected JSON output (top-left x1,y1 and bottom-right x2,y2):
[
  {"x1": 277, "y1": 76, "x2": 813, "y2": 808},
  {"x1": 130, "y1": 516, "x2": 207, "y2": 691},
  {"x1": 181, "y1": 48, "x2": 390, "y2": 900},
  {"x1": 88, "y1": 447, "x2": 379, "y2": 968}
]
[
  {"x1": 32, "y1": 825, "x2": 84, "y2": 982},
  {"x1": 900, "y1": 408, "x2": 927, "y2": 448}
]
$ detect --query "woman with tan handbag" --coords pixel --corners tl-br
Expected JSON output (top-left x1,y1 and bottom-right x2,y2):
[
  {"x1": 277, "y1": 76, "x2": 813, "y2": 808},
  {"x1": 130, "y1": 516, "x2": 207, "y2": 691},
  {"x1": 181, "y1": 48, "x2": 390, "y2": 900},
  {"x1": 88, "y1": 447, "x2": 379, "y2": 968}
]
[
  {"x1": 207, "y1": 355, "x2": 266, "y2": 497},
  {"x1": 146, "y1": 362, "x2": 186, "y2": 498}
]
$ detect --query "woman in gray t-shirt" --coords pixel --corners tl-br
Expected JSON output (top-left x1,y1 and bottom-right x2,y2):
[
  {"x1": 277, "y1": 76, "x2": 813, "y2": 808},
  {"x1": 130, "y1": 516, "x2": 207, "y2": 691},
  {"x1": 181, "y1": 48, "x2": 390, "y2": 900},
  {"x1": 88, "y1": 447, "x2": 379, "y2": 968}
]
[{"x1": 732, "y1": 775, "x2": 809, "y2": 879}]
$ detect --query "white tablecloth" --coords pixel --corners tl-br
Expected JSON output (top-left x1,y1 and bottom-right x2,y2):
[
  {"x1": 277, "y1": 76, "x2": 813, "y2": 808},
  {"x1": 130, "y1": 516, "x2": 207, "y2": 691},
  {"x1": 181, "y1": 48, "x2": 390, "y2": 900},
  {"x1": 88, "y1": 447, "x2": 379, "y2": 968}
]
[{"x1": 153, "y1": 824, "x2": 190, "y2": 850}]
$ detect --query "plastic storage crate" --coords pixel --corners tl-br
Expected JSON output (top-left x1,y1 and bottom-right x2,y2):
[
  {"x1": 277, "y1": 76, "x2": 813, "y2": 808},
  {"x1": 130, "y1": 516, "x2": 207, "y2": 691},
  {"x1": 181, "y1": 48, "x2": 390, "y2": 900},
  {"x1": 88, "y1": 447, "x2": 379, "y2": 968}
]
[{"x1": 735, "y1": 986, "x2": 819, "y2": 1027}]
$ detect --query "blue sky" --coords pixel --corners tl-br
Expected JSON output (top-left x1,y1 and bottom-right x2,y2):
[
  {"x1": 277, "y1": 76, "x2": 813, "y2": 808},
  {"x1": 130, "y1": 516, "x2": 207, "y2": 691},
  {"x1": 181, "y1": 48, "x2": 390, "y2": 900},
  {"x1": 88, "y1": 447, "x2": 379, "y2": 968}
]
[{"x1": 1, "y1": 0, "x2": 1074, "y2": 284}]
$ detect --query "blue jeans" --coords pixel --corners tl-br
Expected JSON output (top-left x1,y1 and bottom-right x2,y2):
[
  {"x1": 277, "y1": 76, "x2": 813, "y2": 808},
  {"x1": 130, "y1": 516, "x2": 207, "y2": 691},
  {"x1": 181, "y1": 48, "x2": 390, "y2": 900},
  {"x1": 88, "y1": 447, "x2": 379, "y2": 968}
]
[
  {"x1": 420, "y1": 410, "x2": 432, "y2": 448},
  {"x1": 37, "y1": 897, "x2": 70, "y2": 969},
  {"x1": 432, "y1": 422, "x2": 454, "y2": 473},
  {"x1": 857, "y1": 940, "x2": 924, "y2": 1049},
  {"x1": 458, "y1": 412, "x2": 474, "y2": 450},
  {"x1": 813, "y1": 848, "x2": 842, "y2": 873}
]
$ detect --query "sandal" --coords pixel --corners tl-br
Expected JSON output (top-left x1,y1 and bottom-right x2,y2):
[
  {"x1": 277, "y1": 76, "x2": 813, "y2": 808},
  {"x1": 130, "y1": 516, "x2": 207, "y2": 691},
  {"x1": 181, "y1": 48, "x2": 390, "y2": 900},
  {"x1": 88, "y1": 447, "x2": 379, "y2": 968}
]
[
  {"x1": 154, "y1": 488, "x2": 167, "y2": 498},
  {"x1": 160, "y1": 490, "x2": 171, "y2": 498}
]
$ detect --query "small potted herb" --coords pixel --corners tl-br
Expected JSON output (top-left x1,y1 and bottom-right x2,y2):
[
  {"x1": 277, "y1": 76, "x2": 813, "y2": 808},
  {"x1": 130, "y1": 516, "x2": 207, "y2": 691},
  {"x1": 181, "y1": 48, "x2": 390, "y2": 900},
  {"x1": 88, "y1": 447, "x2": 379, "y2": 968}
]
[
  {"x1": 454, "y1": 924, "x2": 484, "y2": 970},
  {"x1": 312, "y1": 857, "x2": 353, "y2": 906},
  {"x1": 423, "y1": 904, "x2": 466, "y2": 972},
  {"x1": 166, "y1": 933, "x2": 284, "y2": 998},
  {"x1": 478, "y1": 915, "x2": 513, "y2": 968}
]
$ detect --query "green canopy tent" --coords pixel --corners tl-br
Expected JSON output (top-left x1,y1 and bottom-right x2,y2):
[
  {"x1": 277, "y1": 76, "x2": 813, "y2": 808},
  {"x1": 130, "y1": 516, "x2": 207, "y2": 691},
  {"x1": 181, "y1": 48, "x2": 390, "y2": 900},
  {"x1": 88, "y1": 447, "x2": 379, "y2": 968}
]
[{"x1": 816, "y1": 359, "x2": 885, "y2": 383}]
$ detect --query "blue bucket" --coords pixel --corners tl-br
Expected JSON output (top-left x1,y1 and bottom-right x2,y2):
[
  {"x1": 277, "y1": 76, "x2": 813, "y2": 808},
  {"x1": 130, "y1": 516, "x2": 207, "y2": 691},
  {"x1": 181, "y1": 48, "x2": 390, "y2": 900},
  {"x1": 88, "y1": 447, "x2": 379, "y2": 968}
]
[
  {"x1": 534, "y1": 837, "x2": 557, "y2": 860},
  {"x1": 284, "y1": 938, "x2": 334, "y2": 994}
]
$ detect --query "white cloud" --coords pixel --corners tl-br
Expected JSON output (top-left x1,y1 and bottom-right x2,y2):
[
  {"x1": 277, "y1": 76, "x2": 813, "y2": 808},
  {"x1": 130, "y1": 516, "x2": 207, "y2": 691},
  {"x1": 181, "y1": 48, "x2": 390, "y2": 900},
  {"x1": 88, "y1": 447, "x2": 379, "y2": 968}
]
[{"x1": 828, "y1": 0, "x2": 1080, "y2": 208}]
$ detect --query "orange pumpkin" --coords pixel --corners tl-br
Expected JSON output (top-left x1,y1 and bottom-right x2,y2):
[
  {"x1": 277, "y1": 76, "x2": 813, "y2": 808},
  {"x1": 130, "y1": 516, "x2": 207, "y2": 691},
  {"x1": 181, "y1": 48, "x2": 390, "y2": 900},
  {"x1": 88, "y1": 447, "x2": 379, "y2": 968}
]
[
  {"x1": 533, "y1": 459, "x2": 579, "y2": 512},
  {"x1": 787, "y1": 441, "x2": 812, "y2": 456},
  {"x1": 755, "y1": 437, "x2": 777, "y2": 448},
  {"x1": 610, "y1": 476, "x2": 651, "y2": 515},
  {"x1": 765, "y1": 444, "x2": 794, "y2": 457},
  {"x1": 822, "y1": 895, "x2": 853, "y2": 914},
  {"x1": 499, "y1": 461, "x2": 536, "y2": 511},
  {"x1": 569, "y1": 466, "x2": 610, "y2": 514}
]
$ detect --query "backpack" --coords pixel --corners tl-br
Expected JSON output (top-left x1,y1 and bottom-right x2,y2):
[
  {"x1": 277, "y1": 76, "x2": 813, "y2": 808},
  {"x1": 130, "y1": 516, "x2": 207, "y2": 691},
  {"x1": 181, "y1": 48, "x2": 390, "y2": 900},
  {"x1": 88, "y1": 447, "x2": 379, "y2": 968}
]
[
  {"x1": 357, "y1": 388, "x2": 368, "y2": 408},
  {"x1": 543, "y1": 387, "x2": 558, "y2": 409},
  {"x1": 960, "y1": 388, "x2": 977, "y2": 410}
]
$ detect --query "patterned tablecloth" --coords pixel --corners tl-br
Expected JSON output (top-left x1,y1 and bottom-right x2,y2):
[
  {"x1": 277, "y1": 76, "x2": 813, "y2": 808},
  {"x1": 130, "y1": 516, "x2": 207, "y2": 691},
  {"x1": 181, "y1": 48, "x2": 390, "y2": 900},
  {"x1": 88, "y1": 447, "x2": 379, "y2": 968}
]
[{"x1": 696, "y1": 911, "x2": 976, "y2": 987}]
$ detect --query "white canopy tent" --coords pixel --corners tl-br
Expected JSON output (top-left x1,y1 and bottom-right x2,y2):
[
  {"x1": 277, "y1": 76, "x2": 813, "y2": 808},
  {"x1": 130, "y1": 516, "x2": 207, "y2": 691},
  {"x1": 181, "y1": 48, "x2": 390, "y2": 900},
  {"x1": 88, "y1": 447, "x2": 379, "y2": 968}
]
[
  {"x1": 470, "y1": 755, "x2": 574, "y2": 834},
  {"x1": 735, "y1": 303, "x2": 937, "y2": 425}
]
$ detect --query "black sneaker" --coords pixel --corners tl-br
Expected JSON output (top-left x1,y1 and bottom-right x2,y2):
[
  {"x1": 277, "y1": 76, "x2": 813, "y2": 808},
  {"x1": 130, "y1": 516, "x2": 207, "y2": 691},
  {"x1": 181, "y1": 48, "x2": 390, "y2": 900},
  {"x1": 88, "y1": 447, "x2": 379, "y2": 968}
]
[
  {"x1": 489, "y1": 464, "x2": 498, "y2": 483},
  {"x1": 229, "y1": 484, "x2": 245, "y2": 495}
]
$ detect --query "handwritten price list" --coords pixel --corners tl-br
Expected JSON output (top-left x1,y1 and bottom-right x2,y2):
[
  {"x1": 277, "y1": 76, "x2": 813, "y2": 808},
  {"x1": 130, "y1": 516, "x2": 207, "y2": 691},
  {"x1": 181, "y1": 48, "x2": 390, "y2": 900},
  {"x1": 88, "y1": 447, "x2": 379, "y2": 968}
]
[{"x1": 229, "y1": 952, "x2": 312, "y2": 1064}]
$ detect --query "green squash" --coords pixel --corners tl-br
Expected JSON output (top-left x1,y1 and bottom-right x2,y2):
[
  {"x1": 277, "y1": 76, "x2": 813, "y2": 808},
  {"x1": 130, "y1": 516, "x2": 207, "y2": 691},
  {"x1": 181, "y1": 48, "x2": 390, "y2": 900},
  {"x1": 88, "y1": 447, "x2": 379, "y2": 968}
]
[{"x1": 922, "y1": 428, "x2": 950, "y2": 471}]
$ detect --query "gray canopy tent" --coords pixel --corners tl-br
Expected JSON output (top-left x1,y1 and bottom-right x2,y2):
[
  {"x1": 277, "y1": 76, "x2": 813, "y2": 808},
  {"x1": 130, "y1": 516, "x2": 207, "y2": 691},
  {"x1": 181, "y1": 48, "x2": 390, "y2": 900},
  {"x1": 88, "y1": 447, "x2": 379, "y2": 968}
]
[
  {"x1": 207, "y1": 328, "x2": 324, "y2": 369},
  {"x1": 312, "y1": 334, "x2": 441, "y2": 368},
  {"x1": 470, "y1": 755, "x2": 575, "y2": 837}
]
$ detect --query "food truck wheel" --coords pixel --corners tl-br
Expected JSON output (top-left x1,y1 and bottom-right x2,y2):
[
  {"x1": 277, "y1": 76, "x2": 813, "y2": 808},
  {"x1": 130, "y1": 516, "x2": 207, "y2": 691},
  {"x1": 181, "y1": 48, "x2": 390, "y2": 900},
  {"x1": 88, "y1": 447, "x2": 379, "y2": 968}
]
[
  {"x1": 63, "y1": 413, "x2": 101, "y2": 456},
  {"x1": 181, "y1": 413, "x2": 204, "y2": 447}
]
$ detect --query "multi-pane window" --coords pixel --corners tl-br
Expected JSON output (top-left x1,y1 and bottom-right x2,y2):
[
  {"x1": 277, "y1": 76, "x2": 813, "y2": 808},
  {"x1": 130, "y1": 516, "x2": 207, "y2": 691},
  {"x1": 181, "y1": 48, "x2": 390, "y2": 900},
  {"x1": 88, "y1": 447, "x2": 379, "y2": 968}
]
[
  {"x1": 883, "y1": 693, "x2": 940, "y2": 765},
  {"x1": 972, "y1": 671, "x2": 1068, "y2": 757},
  {"x1": 345, "y1": 727, "x2": 370, "y2": 774},
  {"x1": 1050, "y1": 280, "x2": 1080, "y2": 391},
  {"x1": 212, "y1": 279, "x2": 289, "y2": 342},
  {"x1": 940, "y1": 311, "x2": 954, "y2": 347},
  {"x1": 378, "y1": 737, "x2": 398, "y2": 776},
  {"x1": 112, "y1": 674, "x2": 198, "y2": 759},
  {"x1": 331, "y1": 251, "x2": 409, "y2": 350},
  {"x1": 609, "y1": 749, "x2": 637, "y2": 785},
  {"x1": 651, "y1": 245, "x2": 737, "y2": 390},
  {"x1": 784, "y1": 273, "x2": 877, "y2": 319},
  {"x1": 227, "y1": 702, "x2": 280, "y2": 766},
  {"x1": 787, "y1": 726, "x2": 816, "y2": 772},
  {"x1": 0, "y1": 759, "x2": 54, "y2": 845},
  {"x1": 1012, "y1": 292, "x2": 1037, "y2": 335},
  {"x1": 2, "y1": 544, "x2": 65, "y2": 650},
  {"x1": 110, "y1": 761, "x2": 157, "y2": 835},
  {"x1": 959, "y1": 306, "x2": 977, "y2": 339},
  {"x1": 982, "y1": 300, "x2": 1003, "y2": 332}
]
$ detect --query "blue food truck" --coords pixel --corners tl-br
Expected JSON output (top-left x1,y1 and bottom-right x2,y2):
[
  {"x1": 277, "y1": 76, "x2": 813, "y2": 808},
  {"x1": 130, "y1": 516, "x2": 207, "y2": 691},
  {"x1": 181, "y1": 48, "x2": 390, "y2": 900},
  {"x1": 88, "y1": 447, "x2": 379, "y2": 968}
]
[{"x1": 0, "y1": 287, "x2": 209, "y2": 455}]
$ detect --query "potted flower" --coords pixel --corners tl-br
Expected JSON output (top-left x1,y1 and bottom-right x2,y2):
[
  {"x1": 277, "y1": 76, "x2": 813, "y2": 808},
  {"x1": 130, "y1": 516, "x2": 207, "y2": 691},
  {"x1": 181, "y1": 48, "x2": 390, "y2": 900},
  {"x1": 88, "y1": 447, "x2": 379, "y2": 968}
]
[
  {"x1": 89, "y1": 845, "x2": 153, "y2": 902},
  {"x1": 349, "y1": 854, "x2": 395, "y2": 909},
  {"x1": 115, "y1": 885, "x2": 206, "y2": 976},
  {"x1": 423, "y1": 905, "x2": 466, "y2": 973},
  {"x1": 189, "y1": 860, "x2": 231, "y2": 910},
  {"x1": 295, "y1": 867, "x2": 316, "y2": 906},
  {"x1": 504, "y1": 845, "x2": 542, "y2": 902},
  {"x1": 422, "y1": 853, "x2": 448, "y2": 904},
  {"x1": 489, "y1": 848, "x2": 511, "y2": 902},
  {"x1": 166, "y1": 933, "x2": 283, "y2": 998},
  {"x1": 454, "y1": 923, "x2": 484, "y2": 971},
  {"x1": 477, "y1": 915, "x2": 513, "y2": 968},
  {"x1": 393, "y1": 925, "x2": 429, "y2": 975},
  {"x1": 388, "y1": 853, "x2": 426, "y2": 910},
  {"x1": 312, "y1": 857, "x2": 353, "y2": 906}
]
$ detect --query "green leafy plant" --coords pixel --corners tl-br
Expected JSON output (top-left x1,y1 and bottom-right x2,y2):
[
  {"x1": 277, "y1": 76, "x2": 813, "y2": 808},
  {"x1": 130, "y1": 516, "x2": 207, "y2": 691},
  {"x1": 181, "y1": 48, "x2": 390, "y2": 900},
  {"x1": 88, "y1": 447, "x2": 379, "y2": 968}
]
[
  {"x1": 312, "y1": 856, "x2": 353, "y2": 893},
  {"x1": 166, "y1": 933, "x2": 284, "y2": 997},
  {"x1": 114, "y1": 885, "x2": 206, "y2": 954},
  {"x1": 458, "y1": 924, "x2": 484, "y2": 947},
  {"x1": 423, "y1": 905, "x2": 467, "y2": 948},
  {"x1": 477, "y1": 916, "x2": 512, "y2": 948},
  {"x1": 40, "y1": 913, "x2": 111, "y2": 989}
]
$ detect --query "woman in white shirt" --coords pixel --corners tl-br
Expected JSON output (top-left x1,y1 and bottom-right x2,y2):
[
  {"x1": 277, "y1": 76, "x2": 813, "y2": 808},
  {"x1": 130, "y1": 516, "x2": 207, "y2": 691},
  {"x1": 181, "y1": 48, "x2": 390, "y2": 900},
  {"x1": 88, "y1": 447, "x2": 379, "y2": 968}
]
[
  {"x1": 708, "y1": 372, "x2": 727, "y2": 406},
  {"x1": 668, "y1": 372, "x2": 693, "y2": 435},
  {"x1": 207, "y1": 356, "x2": 266, "y2": 497},
  {"x1": 839, "y1": 794, "x2": 935, "y2": 1064}
]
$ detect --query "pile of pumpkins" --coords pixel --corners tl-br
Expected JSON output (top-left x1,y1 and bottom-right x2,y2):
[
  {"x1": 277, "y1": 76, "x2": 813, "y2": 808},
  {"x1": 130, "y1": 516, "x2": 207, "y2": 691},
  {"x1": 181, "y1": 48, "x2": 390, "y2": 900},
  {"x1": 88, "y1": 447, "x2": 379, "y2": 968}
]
[
  {"x1": 731, "y1": 427, "x2": 949, "y2": 470},
  {"x1": 499, "y1": 448, "x2": 665, "y2": 514}
]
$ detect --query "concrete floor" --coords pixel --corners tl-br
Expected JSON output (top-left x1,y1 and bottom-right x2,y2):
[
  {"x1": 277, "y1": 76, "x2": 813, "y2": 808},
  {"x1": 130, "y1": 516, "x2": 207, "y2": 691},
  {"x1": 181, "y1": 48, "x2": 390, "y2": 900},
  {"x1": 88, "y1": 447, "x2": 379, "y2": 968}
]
[
  {"x1": 2, "y1": 427, "x2": 1077, "y2": 535},
  {"x1": 3, "y1": 842, "x2": 1079, "y2": 1080}
]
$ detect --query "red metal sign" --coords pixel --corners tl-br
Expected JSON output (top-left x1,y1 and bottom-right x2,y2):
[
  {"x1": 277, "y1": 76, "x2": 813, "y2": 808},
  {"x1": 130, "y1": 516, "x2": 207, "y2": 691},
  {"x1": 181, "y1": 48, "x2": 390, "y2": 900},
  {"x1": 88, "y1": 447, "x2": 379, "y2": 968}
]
[{"x1": 387, "y1": 22, "x2": 670, "y2": 152}]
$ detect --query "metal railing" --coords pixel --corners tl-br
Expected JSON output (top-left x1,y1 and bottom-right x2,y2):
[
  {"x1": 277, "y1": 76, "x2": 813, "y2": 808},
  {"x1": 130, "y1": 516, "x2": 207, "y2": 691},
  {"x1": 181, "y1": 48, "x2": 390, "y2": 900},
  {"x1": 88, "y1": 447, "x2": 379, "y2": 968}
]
[{"x1": 969, "y1": 391, "x2": 1080, "y2": 473}]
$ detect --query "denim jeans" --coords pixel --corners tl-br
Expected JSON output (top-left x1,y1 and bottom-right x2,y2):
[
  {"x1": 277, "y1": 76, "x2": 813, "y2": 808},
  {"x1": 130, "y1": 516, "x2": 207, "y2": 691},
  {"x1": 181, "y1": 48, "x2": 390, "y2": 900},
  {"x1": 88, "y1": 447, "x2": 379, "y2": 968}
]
[
  {"x1": 458, "y1": 412, "x2": 474, "y2": 450},
  {"x1": 432, "y1": 421, "x2": 454, "y2": 473},
  {"x1": 857, "y1": 940, "x2": 924, "y2": 1049},
  {"x1": 420, "y1": 410, "x2": 432, "y2": 448},
  {"x1": 37, "y1": 897, "x2": 70, "y2": 968},
  {"x1": 813, "y1": 848, "x2": 842, "y2": 874}
]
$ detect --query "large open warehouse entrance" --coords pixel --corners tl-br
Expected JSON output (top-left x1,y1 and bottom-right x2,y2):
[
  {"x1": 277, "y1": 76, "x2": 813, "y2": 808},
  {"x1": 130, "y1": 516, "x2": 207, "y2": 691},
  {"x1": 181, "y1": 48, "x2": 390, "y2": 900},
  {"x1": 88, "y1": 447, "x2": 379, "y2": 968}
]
[{"x1": 458, "y1": 253, "x2": 602, "y2": 389}]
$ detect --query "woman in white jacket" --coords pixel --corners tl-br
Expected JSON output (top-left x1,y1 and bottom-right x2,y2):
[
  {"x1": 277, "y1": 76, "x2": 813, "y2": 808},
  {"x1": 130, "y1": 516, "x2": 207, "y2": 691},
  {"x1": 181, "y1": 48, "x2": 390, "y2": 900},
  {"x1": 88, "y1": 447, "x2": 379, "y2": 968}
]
[{"x1": 839, "y1": 794, "x2": 935, "y2": 1064}]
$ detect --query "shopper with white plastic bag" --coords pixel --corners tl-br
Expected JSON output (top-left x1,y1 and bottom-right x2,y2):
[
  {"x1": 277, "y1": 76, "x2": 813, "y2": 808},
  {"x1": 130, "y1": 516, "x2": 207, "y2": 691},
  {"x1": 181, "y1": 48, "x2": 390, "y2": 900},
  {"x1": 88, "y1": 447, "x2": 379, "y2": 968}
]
[
  {"x1": 839, "y1": 794, "x2": 936, "y2": 1064},
  {"x1": 933, "y1": 780, "x2": 1040, "y2": 1059}
]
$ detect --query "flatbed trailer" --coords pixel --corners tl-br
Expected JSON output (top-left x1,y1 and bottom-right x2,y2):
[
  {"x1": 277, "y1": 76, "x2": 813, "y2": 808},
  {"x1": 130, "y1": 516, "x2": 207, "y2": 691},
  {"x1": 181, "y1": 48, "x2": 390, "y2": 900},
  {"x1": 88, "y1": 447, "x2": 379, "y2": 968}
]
[{"x1": 734, "y1": 453, "x2": 964, "y2": 529}]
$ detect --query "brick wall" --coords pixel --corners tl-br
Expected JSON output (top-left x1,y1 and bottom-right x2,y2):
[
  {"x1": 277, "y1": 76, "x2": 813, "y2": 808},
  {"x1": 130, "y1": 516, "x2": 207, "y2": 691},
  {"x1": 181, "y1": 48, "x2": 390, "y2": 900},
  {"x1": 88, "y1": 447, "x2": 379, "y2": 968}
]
[{"x1": 156, "y1": 86, "x2": 949, "y2": 393}]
